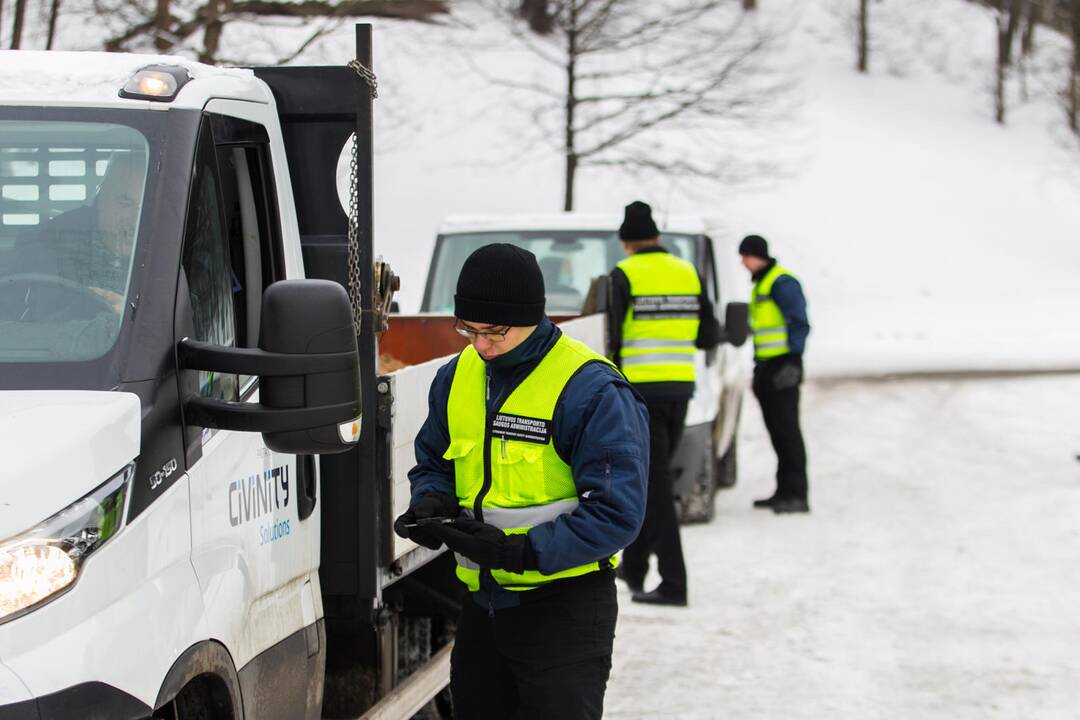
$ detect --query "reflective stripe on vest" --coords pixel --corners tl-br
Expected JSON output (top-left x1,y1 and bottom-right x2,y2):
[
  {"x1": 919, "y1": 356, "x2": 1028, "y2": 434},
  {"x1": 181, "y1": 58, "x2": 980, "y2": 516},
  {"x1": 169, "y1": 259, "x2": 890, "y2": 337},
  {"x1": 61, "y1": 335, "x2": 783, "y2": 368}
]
[
  {"x1": 616, "y1": 252, "x2": 701, "y2": 384},
  {"x1": 749, "y1": 265, "x2": 794, "y2": 360},
  {"x1": 444, "y1": 333, "x2": 620, "y2": 592}
]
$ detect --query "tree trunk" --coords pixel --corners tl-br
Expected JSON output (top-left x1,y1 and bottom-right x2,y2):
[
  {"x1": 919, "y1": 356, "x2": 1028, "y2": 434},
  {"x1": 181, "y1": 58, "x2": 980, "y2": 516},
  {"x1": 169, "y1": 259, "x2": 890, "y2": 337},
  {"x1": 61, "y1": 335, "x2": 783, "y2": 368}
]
[
  {"x1": 994, "y1": 0, "x2": 1023, "y2": 124},
  {"x1": 154, "y1": 0, "x2": 171, "y2": 51},
  {"x1": 1070, "y1": 0, "x2": 1080, "y2": 132},
  {"x1": 45, "y1": 0, "x2": 61, "y2": 49},
  {"x1": 10, "y1": 0, "x2": 26, "y2": 49},
  {"x1": 857, "y1": 0, "x2": 869, "y2": 73},
  {"x1": 200, "y1": 0, "x2": 223, "y2": 63},
  {"x1": 563, "y1": 4, "x2": 578, "y2": 211},
  {"x1": 742, "y1": 0, "x2": 756, "y2": 9}
]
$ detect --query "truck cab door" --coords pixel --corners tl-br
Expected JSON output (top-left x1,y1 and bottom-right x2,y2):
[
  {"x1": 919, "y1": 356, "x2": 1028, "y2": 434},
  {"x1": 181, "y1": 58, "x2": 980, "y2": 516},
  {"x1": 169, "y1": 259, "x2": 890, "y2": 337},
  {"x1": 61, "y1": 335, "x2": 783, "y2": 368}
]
[{"x1": 176, "y1": 111, "x2": 322, "y2": 718}]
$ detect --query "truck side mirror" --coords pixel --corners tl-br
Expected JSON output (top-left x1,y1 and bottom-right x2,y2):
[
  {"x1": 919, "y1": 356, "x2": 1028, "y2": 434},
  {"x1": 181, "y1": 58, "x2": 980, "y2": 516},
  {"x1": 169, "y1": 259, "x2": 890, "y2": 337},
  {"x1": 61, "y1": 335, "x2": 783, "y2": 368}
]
[
  {"x1": 723, "y1": 302, "x2": 749, "y2": 347},
  {"x1": 179, "y1": 279, "x2": 361, "y2": 455}
]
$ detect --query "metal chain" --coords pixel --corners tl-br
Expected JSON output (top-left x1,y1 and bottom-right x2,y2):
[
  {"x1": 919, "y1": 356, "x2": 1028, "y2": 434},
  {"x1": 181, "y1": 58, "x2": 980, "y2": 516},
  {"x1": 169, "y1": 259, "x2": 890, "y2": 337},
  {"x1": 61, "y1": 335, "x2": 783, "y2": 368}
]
[
  {"x1": 345, "y1": 59, "x2": 378, "y2": 334},
  {"x1": 347, "y1": 59, "x2": 379, "y2": 99}
]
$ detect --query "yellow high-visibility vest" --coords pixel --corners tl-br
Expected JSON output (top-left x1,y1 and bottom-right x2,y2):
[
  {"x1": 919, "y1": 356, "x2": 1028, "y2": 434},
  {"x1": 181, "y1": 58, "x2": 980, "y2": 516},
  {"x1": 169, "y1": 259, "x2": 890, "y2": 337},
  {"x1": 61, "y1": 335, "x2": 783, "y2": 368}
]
[
  {"x1": 750, "y1": 264, "x2": 795, "y2": 360},
  {"x1": 444, "y1": 332, "x2": 619, "y2": 592},
  {"x1": 616, "y1": 251, "x2": 701, "y2": 384}
]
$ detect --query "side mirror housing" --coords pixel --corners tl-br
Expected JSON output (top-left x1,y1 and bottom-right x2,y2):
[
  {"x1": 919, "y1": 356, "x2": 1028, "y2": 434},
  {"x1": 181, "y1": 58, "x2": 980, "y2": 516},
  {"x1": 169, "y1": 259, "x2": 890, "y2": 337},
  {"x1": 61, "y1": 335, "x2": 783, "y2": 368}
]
[
  {"x1": 723, "y1": 301, "x2": 749, "y2": 347},
  {"x1": 179, "y1": 279, "x2": 361, "y2": 455}
]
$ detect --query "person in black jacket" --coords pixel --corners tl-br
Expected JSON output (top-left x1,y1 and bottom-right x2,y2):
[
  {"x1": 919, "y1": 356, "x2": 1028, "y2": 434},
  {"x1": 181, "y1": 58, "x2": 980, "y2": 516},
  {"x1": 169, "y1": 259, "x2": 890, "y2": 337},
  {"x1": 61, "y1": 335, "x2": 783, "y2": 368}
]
[
  {"x1": 609, "y1": 202, "x2": 721, "y2": 607},
  {"x1": 395, "y1": 244, "x2": 650, "y2": 719}
]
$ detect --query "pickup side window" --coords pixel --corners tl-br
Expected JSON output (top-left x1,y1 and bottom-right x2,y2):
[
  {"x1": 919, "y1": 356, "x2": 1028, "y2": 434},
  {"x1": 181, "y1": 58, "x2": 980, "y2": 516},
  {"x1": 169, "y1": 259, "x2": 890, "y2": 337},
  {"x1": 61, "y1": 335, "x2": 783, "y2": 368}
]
[
  {"x1": 210, "y1": 115, "x2": 285, "y2": 395},
  {"x1": 182, "y1": 120, "x2": 238, "y2": 403},
  {"x1": 702, "y1": 235, "x2": 720, "y2": 304}
]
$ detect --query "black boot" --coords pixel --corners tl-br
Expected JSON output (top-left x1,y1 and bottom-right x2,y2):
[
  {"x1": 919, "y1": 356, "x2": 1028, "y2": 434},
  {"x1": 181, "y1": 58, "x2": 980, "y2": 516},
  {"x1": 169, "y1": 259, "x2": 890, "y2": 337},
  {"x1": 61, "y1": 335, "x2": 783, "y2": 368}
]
[
  {"x1": 631, "y1": 586, "x2": 687, "y2": 607},
  {"x1": 753, "y1": 494, "x2": 781, "y2": 509},
  {"x1": 772, "y1": 497, "x2": 810, "y2": 514}
]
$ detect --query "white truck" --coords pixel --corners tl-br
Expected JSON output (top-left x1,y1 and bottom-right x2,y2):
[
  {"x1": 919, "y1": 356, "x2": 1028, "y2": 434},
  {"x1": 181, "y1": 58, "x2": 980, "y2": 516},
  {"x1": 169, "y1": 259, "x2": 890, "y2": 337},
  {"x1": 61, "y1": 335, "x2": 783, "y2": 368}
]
[
  {"x1": 0, "y1": 26, "x2": 616, "y2": 720},
  {"x1": 421, "y1": 214, "x2": 751, "y2": 523}
]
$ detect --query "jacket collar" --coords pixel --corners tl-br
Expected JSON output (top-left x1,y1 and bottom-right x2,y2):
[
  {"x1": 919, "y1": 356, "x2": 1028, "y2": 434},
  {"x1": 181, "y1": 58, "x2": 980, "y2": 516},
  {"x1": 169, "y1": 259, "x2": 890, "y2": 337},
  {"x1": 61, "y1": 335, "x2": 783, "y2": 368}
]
[
  {"x1": 486, "y1": 317, "x2": 559, "y2": 371},
  {"x1": 751, "y1": 258, "x2": 777, "y2": 283}
]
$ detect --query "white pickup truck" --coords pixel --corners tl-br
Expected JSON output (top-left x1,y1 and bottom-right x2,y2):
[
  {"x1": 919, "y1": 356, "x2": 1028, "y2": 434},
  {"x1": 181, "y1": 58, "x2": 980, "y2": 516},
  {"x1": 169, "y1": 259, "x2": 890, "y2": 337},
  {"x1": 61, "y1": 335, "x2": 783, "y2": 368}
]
[
  {"x1": 421, "y1": 214, "x2": 751, "y2": 522},
  {"x1": 0, "y1": 27, "x2": 612, "y2": 720}
]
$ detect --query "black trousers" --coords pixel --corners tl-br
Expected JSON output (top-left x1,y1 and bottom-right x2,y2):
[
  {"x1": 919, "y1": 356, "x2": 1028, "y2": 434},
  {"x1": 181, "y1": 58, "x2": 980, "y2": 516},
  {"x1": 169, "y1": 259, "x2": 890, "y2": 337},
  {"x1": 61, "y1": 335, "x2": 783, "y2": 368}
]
[
  {"x1": 450, "y1": 573, "x2": 618, "y2": 720},
  {"x1": 752, "y1": 361, "x2": 808, "y2": 501},
  {"x1": 620, "y1": 398, "x2": 689, "y2": 595}
]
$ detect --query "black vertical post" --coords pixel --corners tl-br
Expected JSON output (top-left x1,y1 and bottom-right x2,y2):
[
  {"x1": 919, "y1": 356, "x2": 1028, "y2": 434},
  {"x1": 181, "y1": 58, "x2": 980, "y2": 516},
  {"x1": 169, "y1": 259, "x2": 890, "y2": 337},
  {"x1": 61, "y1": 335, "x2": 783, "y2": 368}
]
[{"x1": 353, "y1": 23, "x2": 381, "y2": 608}]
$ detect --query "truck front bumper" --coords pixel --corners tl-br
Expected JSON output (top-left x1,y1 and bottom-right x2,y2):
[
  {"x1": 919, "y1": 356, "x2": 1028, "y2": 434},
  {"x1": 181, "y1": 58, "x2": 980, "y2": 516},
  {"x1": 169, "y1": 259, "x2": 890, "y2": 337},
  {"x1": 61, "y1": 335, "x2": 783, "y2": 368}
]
[{"x1": 0, "y1": 674, "x2": 150, "y2": 720}]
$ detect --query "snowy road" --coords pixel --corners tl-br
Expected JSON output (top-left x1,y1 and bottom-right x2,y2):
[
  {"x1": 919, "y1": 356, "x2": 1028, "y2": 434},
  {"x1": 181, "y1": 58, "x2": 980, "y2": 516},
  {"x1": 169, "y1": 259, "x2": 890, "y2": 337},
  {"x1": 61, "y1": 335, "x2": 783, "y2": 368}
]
[{"x1": 607, "y1": 375, "x2": 1080, "y2": 719}]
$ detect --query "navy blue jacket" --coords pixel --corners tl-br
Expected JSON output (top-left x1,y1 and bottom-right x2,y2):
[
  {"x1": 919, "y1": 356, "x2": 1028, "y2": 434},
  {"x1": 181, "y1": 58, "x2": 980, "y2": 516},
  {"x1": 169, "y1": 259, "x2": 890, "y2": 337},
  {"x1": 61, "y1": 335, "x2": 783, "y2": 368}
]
[
  {"x1": 408, "y1": 318, "x2": 649, "y2": 609},
  {"x1": 755, "y1": 260, "x2": 810, "y2": 356}
]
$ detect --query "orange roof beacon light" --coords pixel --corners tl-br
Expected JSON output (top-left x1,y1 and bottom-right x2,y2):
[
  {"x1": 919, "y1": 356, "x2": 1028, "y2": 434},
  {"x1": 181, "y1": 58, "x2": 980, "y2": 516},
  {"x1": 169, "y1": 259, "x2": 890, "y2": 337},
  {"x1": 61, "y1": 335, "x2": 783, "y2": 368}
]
[{"x1": 118, "y1": 65, "x2": 191, "y2": 102}]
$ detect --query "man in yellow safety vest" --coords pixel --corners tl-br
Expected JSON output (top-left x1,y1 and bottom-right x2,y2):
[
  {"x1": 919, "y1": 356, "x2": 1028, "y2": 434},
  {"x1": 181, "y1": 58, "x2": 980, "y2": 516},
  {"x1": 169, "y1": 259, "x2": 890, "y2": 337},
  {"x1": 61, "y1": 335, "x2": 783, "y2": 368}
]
[
  {"x1": 739, "y1": 234, "x2": 811, "y2": 514},
  {"x1": 394, "y1": 243, "x2": 649, "y2": 719},
  {"x1": 610, "y1": 201, "x2": 721, "y2": 607}
]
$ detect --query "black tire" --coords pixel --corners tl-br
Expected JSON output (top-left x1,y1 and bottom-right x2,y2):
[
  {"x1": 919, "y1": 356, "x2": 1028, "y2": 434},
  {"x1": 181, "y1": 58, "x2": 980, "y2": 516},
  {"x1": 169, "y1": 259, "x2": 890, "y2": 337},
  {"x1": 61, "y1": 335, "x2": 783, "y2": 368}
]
[
  {"x1": 715, "y1": 438, "x2": 737, "y2": 489},
  {"x1": 154, "y1": 675, "x2": 236, "y2": 720},
  {"x1": 675, "y1": 431, "x2": 716, "y2": 525}
]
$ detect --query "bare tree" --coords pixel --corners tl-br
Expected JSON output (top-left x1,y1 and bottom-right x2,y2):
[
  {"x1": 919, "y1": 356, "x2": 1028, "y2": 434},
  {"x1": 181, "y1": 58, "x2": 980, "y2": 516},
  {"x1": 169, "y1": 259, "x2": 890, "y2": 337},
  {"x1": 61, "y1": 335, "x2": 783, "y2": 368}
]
[
  {"x1": 1069, "y1": 0, "x2": 1080, "y2": 132},
  {"x1": 9, "y1": 0, "x2": 26, "y2": 47},
  {"x1": 99, "y1": 0, "x2": 449, "y2": 62},
  {"x1": 45, "y1": 0, "x2": 62, "y2": 48},
  {"x1": 1018, "y1": 0, "x2": 1039, "y2": 99},
  {"x1": 475, "y1": 0, "x2": 778, "y2": 211},
  {"x1": 857, "y1": 0, "x2": 868, "y2": 73},
  {"x1": 993, "y1": 0, "x2": 1024, "y2": 124}
]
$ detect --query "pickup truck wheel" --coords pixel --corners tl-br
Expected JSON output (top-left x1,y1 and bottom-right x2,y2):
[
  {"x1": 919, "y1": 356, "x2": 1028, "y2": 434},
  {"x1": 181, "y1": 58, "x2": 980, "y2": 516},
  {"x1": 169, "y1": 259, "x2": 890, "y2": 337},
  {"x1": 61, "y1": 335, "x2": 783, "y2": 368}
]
[
  {"x1": 153, "y1": 675, "x2": 236, "y2": 720},
  {"x1": 675, "y1": 432, "x2": 717, "y2": 525},
  {"x1": 715, "y1": 439, "x2": 737, "y2": 489}
]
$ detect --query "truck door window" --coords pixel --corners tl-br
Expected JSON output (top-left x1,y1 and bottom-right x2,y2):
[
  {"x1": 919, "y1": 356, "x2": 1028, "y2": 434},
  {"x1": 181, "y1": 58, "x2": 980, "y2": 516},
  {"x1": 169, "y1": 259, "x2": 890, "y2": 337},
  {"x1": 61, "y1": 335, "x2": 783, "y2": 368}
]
[
  {"x1": 210, "y1": 117, "x2": 285, "y2": 394},
  {"x1": 181, "y1": 123, "x2": 238, "y2": 402},
  {"x1": 702, "y1": 236, "x2": 720, "y2": 303}
]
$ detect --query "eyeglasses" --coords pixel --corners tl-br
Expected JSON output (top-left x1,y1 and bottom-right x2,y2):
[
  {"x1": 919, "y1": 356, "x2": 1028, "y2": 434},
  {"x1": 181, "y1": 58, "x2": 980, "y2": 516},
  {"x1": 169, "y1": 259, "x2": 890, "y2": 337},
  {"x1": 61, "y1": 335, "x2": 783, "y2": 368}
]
[{"x1": 454, "y1": 320, "x2": 510, "y2": 343}]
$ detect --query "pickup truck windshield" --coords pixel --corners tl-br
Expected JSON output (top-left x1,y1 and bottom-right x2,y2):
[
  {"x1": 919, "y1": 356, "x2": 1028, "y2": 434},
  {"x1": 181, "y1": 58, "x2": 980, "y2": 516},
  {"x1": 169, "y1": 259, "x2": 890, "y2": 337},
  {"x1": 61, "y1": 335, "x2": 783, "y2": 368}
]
[
  {"x1": 425, "y1": 231, "x2": 697, "y2": 314},
  {"x1": 0, "y1": 120, "x2": 149, "y2": 363}
]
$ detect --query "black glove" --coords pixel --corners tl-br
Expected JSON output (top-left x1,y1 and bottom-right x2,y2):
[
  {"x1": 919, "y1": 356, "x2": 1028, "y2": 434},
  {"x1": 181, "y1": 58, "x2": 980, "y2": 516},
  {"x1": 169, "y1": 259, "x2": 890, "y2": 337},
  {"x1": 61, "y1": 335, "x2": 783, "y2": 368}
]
[
  {"x1": 772, "y1": 354, "x2": 803, "y2": 391},
  {"x1": 393, "y1": 492, "x2": 460, "y2": 550},
  {"x1": 424, "y1": 519, "x2": 537, "y2": 574}
]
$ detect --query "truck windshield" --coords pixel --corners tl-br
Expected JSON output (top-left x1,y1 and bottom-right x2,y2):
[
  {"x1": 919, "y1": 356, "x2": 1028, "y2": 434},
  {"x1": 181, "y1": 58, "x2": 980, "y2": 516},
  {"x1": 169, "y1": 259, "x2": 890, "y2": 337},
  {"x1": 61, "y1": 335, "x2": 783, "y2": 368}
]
[
  {"x1": 0, "y1": 120, "x2": 149, "y2": 363},
  {"x1": 425, "y1": 231, "x2": 698, "y2": 314}
]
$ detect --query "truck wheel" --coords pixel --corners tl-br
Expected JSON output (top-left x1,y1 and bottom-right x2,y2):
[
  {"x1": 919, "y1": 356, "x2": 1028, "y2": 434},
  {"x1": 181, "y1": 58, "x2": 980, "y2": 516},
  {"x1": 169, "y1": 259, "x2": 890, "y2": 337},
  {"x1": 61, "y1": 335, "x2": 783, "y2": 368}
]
[
  {"x1": 715, "y1": 439, "x2": 737, "y2": 489},
  {"x1": 675, "y1": 432, "x2": 716, "y2": 525},
  {"x1": 153, "y1": 675, "x2": 236, "y2": 720}
]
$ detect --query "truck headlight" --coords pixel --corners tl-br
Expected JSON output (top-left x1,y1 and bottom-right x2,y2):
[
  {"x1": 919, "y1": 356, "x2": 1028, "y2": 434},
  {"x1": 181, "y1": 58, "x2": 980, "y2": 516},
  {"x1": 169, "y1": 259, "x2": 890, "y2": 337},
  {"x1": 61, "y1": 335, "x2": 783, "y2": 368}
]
[{"x1": 0, "y1": 463, "x2": 133, "y2": 623}]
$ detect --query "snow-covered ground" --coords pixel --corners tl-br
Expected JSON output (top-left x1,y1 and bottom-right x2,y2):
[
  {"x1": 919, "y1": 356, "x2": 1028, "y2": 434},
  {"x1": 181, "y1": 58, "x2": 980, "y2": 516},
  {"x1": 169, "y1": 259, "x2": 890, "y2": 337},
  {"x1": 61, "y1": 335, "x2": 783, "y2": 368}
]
[{"x1": 608, "y1": 374, "x2": 1080, "y2": 719}]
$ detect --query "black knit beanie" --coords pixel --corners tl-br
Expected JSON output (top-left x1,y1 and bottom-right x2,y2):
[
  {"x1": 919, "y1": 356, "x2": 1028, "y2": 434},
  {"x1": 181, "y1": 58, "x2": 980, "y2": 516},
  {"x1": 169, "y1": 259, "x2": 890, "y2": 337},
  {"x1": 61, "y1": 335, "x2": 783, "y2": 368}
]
[
  {"x1": 619, "y1": 201, "x2": 660, "y2": 242},
  {"x1": 454, "y1": 243, "x2": 546, "y2": 326},
  {"x1": 738, "y1": 234, "x2": 770, "y2": 260}
]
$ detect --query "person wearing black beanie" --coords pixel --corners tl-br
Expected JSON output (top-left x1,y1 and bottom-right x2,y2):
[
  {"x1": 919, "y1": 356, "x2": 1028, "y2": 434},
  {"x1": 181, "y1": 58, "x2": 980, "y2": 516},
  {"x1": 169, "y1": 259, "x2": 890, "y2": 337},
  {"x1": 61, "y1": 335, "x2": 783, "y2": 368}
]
[
  {"x1": 619, "y1": 200, "x2": 661, "y2": 242},
  {"x1": 738, "y1": 234, "x2": 770, "y2": 260},
  {"x1": 739, "y1": 234, "x2": 811, "y2": 514},
  {"x1": 395, "y1": 242, "x2": 650, "y2": 717},
  {"x1": 609, "y1": 200, "x2": 723, "y2": 608},
  {"x1": 454, "y1": 242, "x2": 546, "y2": 328}
]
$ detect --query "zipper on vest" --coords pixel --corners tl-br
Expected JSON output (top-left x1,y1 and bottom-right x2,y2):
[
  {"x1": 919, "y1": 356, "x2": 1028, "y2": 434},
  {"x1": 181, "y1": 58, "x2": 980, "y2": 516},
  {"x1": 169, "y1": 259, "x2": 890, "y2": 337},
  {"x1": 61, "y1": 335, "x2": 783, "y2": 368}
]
[
  {"x1": 477, "y1": 368, "x2": 498, "y2": 616},
  {"x1": 475, "y1": 369, "x2": 494, "y2": 523}
]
